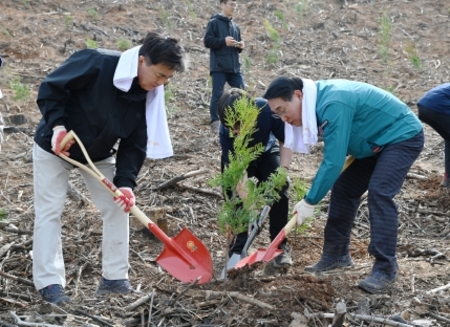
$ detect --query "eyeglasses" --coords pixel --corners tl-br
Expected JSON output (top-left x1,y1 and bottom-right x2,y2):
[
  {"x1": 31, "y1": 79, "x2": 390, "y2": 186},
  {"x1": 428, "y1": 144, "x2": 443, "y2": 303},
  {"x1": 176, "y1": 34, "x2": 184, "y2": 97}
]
[{"x1": 272, "y1": 106, "x2": 287, "y2": 119}]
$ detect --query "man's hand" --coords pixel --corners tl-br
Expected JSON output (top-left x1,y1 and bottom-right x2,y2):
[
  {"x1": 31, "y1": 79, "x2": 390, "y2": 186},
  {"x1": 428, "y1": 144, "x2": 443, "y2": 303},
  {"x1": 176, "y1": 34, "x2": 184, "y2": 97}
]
[
  {"x1": 51, "y1": 126, "x2": 74, "y2": 156},
  {"x1": 293, "y1": 199, "x2": 315, "y2": 225},
  {"x1": 236, "y1": 173, "x2": 258, "y2": 199},
  {"x1": 235, "y1": 40, "x2": 244, "y2": 49},
  {"x1": 113, "y1": 187, "x2": 135, "y2": 213},
  {"x1": 225, "y1": 36, "x2": 237, "y2": 47}
]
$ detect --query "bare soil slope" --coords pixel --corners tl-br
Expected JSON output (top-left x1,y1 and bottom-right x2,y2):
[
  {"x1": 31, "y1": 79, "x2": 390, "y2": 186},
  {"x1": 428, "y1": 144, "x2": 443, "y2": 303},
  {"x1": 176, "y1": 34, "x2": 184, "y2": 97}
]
[{"x1": 1, "y1": 0, "x2": 450, "y2": 326}]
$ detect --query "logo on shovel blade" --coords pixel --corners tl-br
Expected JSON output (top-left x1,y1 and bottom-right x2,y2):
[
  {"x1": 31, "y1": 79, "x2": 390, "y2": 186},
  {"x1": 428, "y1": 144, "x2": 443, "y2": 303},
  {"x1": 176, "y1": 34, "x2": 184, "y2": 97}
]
[{"x1": 187, "y1": 240, "x2": 198, "y2": 252}]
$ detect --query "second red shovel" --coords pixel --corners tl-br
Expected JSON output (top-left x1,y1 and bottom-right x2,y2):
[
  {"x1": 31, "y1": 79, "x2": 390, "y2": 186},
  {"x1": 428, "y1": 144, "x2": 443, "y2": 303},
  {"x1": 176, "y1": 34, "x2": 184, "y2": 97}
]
[
  {"x1": 234, "y1": 155, "x2": 356, "y2": 269},
  {"x1": 234, "y1": 213, "x2": 296, "y2": 268}
]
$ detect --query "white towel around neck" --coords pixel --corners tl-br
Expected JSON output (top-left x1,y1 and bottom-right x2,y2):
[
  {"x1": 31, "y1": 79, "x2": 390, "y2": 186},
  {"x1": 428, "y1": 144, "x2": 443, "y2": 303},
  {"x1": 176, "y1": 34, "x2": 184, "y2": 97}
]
[
  {"x1": 113, "y1": 46, "x2": 173, "y2": 159},
  {"x1": 283, "y1": 79, "x2": 318, "y2": 154}
]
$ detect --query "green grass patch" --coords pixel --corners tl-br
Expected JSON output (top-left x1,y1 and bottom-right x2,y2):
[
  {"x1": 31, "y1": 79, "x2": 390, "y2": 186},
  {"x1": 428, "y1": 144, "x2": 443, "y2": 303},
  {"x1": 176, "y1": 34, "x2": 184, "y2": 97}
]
[
  {"x1": 86, "y1": 39, "x2": 97, "y2": 49},
  {"x1": 295, "y1": 1, "x2": 307, "y2": 19},
  {"x1": 264, "y1": 49, "x2": 280, "y2": 66},
  {"x1": 117, "y1": 38, "x2": 132, "y2": 51},
  {"x1": 159, "y1": 7, "x2": 171, "y2": 29},
  {"x1": 88, "y1": 8, "x2": 99, "y2": 19},
  {"x1": 65, "y1": 15, "x2": 72, "y2": 28},
  {"x1": 242, "y1": 55, "x2": 251, "y2": 74},
  {"x1": 263, "y1": 19, "x2": 280, "y2": 43},
  {"x1": 0, "y1": 208, "x2": 7, "y2": 222},
  {"x1": 164, "y1": 83, "x2": 179, "y2": 117},
  {"x1": 9, "y1": 78, "x2": 30, "y2": 101},
  {"x1": 405, "y1": 41, "x2": 422, "y2": 69},
  {"x1": 274, "y1": 9, "x2": 288, "y2": 30},
  {"x1": 378, "y1": 12, "x2": 392, "y2": 62}
]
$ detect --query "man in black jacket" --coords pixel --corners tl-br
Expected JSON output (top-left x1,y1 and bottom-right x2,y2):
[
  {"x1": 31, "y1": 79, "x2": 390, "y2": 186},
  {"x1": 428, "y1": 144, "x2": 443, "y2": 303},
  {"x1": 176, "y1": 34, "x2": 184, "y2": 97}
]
[
  {"x1": 204, "y1": 0, "x2": 246, "y2": 134},
  {"x1": 33, "y1": 32, "x2": 185, "y2": 305}
]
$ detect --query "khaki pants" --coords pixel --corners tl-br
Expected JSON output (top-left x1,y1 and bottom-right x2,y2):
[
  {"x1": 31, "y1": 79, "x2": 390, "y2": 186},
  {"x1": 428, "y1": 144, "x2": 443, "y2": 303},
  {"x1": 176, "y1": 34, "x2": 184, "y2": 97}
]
[{"x1": 32, "y1": 143, "x2": 129, "y2": 290}]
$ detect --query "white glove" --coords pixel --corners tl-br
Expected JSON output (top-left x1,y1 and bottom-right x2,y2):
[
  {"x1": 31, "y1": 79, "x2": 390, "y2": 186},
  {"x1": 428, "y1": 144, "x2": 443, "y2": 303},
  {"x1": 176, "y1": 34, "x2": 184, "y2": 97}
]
[
  {"x1": 114, "y1": 187, "x2": 135, "y2": 213},
  {"x1": 51, "y1": 125, "x2": 68, "y2": 155},
  {"x1": 293, "y1": 199, "x2": 315, "y2": 225}
]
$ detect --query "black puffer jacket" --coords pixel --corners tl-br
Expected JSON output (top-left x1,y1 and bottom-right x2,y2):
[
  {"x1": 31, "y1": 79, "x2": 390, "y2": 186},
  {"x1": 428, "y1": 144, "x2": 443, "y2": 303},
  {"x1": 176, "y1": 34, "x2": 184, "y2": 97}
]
[
  {"x1": 34, "y1": 48, "x2": 147, "y2": 189},
  {"x1": 204, "y1": 14, "x2": 242, "y2": 74}
]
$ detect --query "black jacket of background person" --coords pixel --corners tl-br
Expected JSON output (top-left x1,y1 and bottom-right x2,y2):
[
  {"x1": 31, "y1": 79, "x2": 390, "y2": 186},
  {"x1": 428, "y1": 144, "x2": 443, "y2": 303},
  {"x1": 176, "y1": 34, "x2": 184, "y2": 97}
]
[
  {"x1": 219, "y1": 98, "x2": 285, "y2": 167},
  {"x1": 204, "y1": 14, "x2": 242, "y2": 74},
  {"x1": 34, "y1": 48, "x2": 148, "y2": 189}
]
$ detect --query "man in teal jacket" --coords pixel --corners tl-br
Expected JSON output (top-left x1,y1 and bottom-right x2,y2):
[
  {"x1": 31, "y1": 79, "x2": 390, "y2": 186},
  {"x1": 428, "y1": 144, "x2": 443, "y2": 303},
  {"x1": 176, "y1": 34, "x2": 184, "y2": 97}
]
[{"x1": 263, "y1": 76, "x2": 424, "y2": 294}]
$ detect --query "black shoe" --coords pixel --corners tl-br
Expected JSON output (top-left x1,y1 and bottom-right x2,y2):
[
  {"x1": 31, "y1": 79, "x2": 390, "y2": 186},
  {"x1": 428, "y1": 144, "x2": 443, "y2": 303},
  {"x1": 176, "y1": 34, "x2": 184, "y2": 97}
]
[
  {"x1": 304, "y1": 254, "x2": 353, "y2": 273},
  {"x1": 359, "y1": 271, "x2": 396, "y2": 294},
  {"x1": 39, "y1": 284, "x2": 71, "y2": 305},
  {"x1": 273, "y1": 244, "x2": 293, "y2": 268},
  {"x1": 96, "y1": 277, "x2": 134, "y2": 296}
]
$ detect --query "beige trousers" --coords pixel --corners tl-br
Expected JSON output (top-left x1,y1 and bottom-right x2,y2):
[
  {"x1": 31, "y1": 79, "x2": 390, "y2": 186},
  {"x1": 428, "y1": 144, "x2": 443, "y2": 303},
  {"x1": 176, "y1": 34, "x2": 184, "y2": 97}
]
[{"x1": 32, "y1": 143, "x2": 129, "y2": 290}]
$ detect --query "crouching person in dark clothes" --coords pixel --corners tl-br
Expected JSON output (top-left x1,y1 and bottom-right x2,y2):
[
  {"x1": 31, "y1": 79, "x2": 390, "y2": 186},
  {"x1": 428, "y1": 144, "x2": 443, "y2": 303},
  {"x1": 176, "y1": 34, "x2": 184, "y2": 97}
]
[
  {"x1": 218, "y1": 88, "x2": 293, "y2": 271},
  {"x1": 417, "y1": 83, "x2": 450, "y2": 187},
  {"x1": 33, "y1": 32, "x2": 185, "y2": 305},
  {"x1": 263, "y1": 76, "x2": 424, "y2": 294}
]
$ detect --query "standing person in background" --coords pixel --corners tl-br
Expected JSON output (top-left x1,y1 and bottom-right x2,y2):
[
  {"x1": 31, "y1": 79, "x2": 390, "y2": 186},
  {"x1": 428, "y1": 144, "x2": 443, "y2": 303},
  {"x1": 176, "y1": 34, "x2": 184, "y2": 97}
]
[
  {"x1": 417, "y1": 83, "x2": 450, "y2": 187},
  {"x1": 33, "y1": 32, "x2": 185, "y2": 305},
  {"x1": 204, "y1": 0, "x2": 246, "y2": 134},
  {"x1": 263, "y1": 76, "x2": 424, "y2": 294}
]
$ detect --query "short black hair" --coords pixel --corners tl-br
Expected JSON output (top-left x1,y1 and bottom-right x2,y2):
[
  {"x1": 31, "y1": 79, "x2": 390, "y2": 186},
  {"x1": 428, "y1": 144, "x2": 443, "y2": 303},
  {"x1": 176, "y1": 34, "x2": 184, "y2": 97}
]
[
  {"x1": 263, "y1": 76, "x2": 304, "y2": 102},
  {"x1": 218, "y1": 88, "x2": 248, "y2": 128},
  {"x1": 220, "y1": 0, "x2": 235, "y2": 4},
  {"x1": 139, "y1": 32, "x2": 185, "y2": 73}
]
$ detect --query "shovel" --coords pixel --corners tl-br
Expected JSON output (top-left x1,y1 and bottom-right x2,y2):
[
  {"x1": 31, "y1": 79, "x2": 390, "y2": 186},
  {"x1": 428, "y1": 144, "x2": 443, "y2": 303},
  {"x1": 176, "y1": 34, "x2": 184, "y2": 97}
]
[
  {"x1": 59, "y1": 130, "x2": 213, "y2": 284},
  {"x1": 220, "y1": 204, "x2": 271, "y2": 279},
  {"x1": 234, "y1": 155, "x2": 356, "y2": 269}
]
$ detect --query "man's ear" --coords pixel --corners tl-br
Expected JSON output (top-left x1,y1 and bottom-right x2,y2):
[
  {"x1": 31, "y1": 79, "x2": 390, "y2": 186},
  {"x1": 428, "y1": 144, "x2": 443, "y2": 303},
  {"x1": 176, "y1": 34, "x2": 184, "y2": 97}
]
[
  {"x1": 138, "y1": 55, "x2": 146, "y2": 65},
  {"x1": 293, "y1": 89, "x2": 303, "y2": 100}
]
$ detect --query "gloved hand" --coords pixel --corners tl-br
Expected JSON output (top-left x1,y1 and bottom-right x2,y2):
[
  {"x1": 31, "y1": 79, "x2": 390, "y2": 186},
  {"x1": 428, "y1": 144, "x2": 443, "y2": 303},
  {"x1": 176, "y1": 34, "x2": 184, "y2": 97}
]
[
  {"x1": 293, "y1": 199, "x2": 315, "y2": 225},
  {"x1": 113, "y1": 187, "x2": 135, "y2": 213},
  {"x1": 51, "y1": 125, "x2": 72, "y2": 156}
]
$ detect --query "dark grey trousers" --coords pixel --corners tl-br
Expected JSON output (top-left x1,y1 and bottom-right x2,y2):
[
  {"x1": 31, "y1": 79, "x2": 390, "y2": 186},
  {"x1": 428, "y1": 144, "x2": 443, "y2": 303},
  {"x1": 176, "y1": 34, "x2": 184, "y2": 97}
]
[{"x1": 324, "y1": 130, "x2": 424, "y2": 275}]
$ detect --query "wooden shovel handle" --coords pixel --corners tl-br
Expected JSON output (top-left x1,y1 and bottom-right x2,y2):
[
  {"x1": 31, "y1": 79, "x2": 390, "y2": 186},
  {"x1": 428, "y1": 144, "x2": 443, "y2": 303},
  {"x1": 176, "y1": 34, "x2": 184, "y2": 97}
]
[
  {"x1": 343, "y1": 155, "x2": 355, "y2": 171},
  {"x1": 58, "y1": 131, "x2": 170, "y2": 242}
]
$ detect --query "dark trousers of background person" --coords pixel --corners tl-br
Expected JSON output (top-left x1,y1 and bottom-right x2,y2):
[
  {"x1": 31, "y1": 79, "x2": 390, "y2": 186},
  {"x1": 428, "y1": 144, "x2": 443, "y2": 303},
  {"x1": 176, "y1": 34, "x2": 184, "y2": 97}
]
[
  {"x1": 221, "y1": 149, "x2": 289, "y2": 255},
  {"x1": 210, "y1": 72, "x2": 245, "y2": 123},
  {"x1": 325, "y1": 130, "x2": 424, "y2": 276},
  {"x1": 418, "y1": 104, "x2": 450, "y2": 174}
]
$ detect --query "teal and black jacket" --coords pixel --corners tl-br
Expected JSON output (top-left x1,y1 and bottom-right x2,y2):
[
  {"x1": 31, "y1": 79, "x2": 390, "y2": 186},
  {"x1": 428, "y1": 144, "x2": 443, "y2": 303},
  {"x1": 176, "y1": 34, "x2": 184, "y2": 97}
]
[{"x1": 305, "y1": 80, "x2": 423, "y2": 205}]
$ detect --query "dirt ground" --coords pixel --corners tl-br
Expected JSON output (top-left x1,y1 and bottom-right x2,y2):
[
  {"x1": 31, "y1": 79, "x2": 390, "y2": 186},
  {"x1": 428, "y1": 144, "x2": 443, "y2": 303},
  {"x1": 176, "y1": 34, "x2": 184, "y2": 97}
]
[{"x1": 1, "y1": 0, "x2": 450, "y2": 326}]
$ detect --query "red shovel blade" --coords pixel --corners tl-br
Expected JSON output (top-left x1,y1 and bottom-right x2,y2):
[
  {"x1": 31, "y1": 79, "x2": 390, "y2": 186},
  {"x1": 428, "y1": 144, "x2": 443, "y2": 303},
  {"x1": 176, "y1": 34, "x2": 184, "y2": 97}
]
[
  {"x1": 234, "y1": 216, "x2": 295, "y2": 269},
  {"x1": 154, "y1": 227, "x2": 213, "y2": 284},
  {"x1": 234, "y1": 247, "x2": 283, "y2": 268}
]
